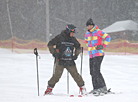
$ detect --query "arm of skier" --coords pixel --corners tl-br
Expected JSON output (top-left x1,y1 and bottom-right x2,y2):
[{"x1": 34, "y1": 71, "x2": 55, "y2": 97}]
[
  {"x1": 74, "y1": 39, "x2": 81, "y2": 56},
  {"x1": 71, "y1": 38, "x2": 81, "y2": 60},
  {"x1": 84, "y1": 31, "x2": 88, "y2": 47},
  {"x1": 47, "y1": 35, "x2": 59, "y2": 55},
  {"x1": 101, "y1": 32, "x2": 111, "y2": 48}
]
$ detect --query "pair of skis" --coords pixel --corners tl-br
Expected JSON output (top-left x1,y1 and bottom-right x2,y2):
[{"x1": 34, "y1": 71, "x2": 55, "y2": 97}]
[{"x1": 51, "y1": 89, "x2": 117, "y2": 97}]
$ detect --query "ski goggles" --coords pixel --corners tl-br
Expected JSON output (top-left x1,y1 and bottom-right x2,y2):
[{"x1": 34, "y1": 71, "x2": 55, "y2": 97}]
[{"x1": 66, "y1": 26, "x2": 79, "y2": 33}]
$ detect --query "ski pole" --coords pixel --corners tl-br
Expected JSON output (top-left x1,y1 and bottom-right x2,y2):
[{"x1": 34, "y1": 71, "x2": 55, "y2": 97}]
[
  {"x1": 67, "y1": 71, "x2": 69, "y2": 94},
  {"x1": 53, "y1": 49, "x2": 57, "y2": 75},
  {"x1": 79, "y1": 47, "x2": 83, "y2": 94},
  {"x1": 34, "y1": 48, "x2": 40, "y2": 96},
  {"x1": 53, "y1": 58, "x2": 56, "y2": 75},
  {"x1": 80, "y1": 47, "x2": 83, "y2": 76}
]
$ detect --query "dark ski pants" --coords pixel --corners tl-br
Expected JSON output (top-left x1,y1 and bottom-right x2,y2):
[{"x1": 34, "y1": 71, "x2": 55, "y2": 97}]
[
  {"x1": 48, "y1": 60, "x2": 84, "y2": 88},
  {"x1": 90, "y1": 56, "x2": 106, "y2": 89}
]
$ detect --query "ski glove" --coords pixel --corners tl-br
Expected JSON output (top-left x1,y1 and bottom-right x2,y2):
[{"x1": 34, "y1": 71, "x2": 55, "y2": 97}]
[
  {"x1": 96, "y1": 45, "x2": 104, "y2": 50},
  {"x1": 52, "y1": 49, "x2": 59, "y2": 58},
  {"x1": 53, "y1": 53, "x2": 58, "y2": 58},
  {"x1": 72, "y1": 55, "x2": 78, "y2": 60}
]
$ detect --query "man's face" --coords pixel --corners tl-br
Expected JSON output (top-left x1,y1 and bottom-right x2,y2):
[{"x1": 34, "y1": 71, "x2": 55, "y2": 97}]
[
  {"x1": 87, "y1": 25, "x2": 94, "y2": 30},
  {"x1": 70, "y1": 32, "x2": 75, "y2": 37}
]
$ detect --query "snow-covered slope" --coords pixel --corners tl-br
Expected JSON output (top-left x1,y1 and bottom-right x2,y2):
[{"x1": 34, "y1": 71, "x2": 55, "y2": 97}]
[{"x1": 0, "y1": 48, "x2": 138, "y2": 102}]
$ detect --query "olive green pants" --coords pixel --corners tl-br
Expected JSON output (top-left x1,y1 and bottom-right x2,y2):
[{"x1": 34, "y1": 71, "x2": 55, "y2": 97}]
[{"x1": 48, "y1": 60, "x2": 84, "y2": 87}]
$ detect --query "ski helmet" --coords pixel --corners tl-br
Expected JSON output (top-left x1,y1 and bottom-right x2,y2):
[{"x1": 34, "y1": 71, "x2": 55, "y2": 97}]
[
  {"x1": 66, "y1": 24, "x2": 79, "y2": 37},
  {"x1": 66, "y1": 24, "x2": 78, "y2": 33}
]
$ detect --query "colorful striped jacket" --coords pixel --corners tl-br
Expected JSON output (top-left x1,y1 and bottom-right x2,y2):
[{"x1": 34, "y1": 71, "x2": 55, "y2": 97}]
[{"x1": 85, "y1": 25, "x2": 111, "y2": 58}]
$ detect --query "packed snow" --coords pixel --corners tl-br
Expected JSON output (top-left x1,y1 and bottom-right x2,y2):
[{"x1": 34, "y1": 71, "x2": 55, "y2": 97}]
[{"x1": 0, "y1": 48, "x2": 138, "y2": 102}]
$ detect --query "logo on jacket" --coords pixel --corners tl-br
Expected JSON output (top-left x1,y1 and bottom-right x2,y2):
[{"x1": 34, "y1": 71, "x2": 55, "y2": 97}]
[{"x1": 64, "y1": 47, "x2": 72, "y2": 57}]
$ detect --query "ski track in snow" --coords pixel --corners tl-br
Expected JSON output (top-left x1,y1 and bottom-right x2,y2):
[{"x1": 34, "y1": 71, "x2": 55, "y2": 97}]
[{"x1": 0, "y1": 48, "x2": 138, "y2": 102}]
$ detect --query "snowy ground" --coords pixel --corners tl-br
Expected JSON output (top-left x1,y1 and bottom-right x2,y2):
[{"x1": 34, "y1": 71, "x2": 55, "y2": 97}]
[{"x1": 0, "y1": 48, "x2": 138, "y2": 102}]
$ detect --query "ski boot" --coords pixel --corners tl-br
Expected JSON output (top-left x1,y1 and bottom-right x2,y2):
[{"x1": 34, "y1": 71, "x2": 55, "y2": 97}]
[
  {"x1": 92, "y1": 89, "x2": 101, "y2": 96},
  {"x1": 44, "y1": 86, "x2": 53, "y2": 95},
  {"x1": 100, "y1": 86, "x2": 108, "y2": 94},
  {"x1": 80, "y1": 86, "x2": 87, "y2": 96},
  {"x1": 89, "y1": 89, "x2": 97, "y2": 94},
  {"x1": 93, "y1": 86, "x2": 107, "y2": 96}
]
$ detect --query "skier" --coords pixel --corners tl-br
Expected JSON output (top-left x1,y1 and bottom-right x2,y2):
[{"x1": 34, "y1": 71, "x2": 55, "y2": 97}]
[
  {"x1": 44, "y1": 24, "x2": 87, "y2": 95},
  {"x1": 84, "y1": 18, "x2": 111, "y2": 96}
]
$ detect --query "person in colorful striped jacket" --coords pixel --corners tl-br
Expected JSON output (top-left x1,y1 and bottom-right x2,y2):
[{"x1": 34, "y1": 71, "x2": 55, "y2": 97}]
[{"x1": 85, "y1": 18, "x2": 111, "y2": 96}]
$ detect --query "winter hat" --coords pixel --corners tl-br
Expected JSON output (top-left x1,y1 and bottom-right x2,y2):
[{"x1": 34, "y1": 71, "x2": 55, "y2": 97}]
[{"x1": 86, "y1": 18, "x2": 95, "y2": 26}]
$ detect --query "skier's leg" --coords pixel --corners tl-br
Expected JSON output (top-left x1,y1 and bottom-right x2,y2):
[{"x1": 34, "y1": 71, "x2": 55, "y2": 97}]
[
  {"x1": 66, "y1": 66, "x2": 87, "y2": 95},
  {"x1": 95, "y1": 56, "x2": 106, "y2": 88},
  {"x1": 66, "y1": 65, "x2": 84, "y2": 87},
  {"x1": 90, "y1": 56, "x2": 106, "y2": 89},
  {"x1": 48, "y1": 60, "x2": 64, "y2": 87},
  {"x1": 90, "y1": 58, "x2": 96, "y2": 89},
  {"x1": 45, "y1": 60, "x2": 64, "y2": 95},
  {"x1": 48, "y1": 61, "x2": 64, "y2": 87}
]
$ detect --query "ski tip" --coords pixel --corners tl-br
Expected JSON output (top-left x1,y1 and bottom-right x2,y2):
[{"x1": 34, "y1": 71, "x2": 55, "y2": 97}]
[
  {"x1": 70, "y1": 95, "x2": 74, "y2": 97},
  {"x1": 70, "y1": 95, "x2": 83, "y2": 97},
  {"x1": 78, "y1": 95, "x2": 82, "y2": 97},
  {"x1": 108, "y1": 88, "x2": 111, "y2": 92}
]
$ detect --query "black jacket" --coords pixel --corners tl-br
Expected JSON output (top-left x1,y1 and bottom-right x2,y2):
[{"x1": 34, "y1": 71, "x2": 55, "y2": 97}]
[{"x1": 48, "y1": 30, "x2": 81, "y2": 66}]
